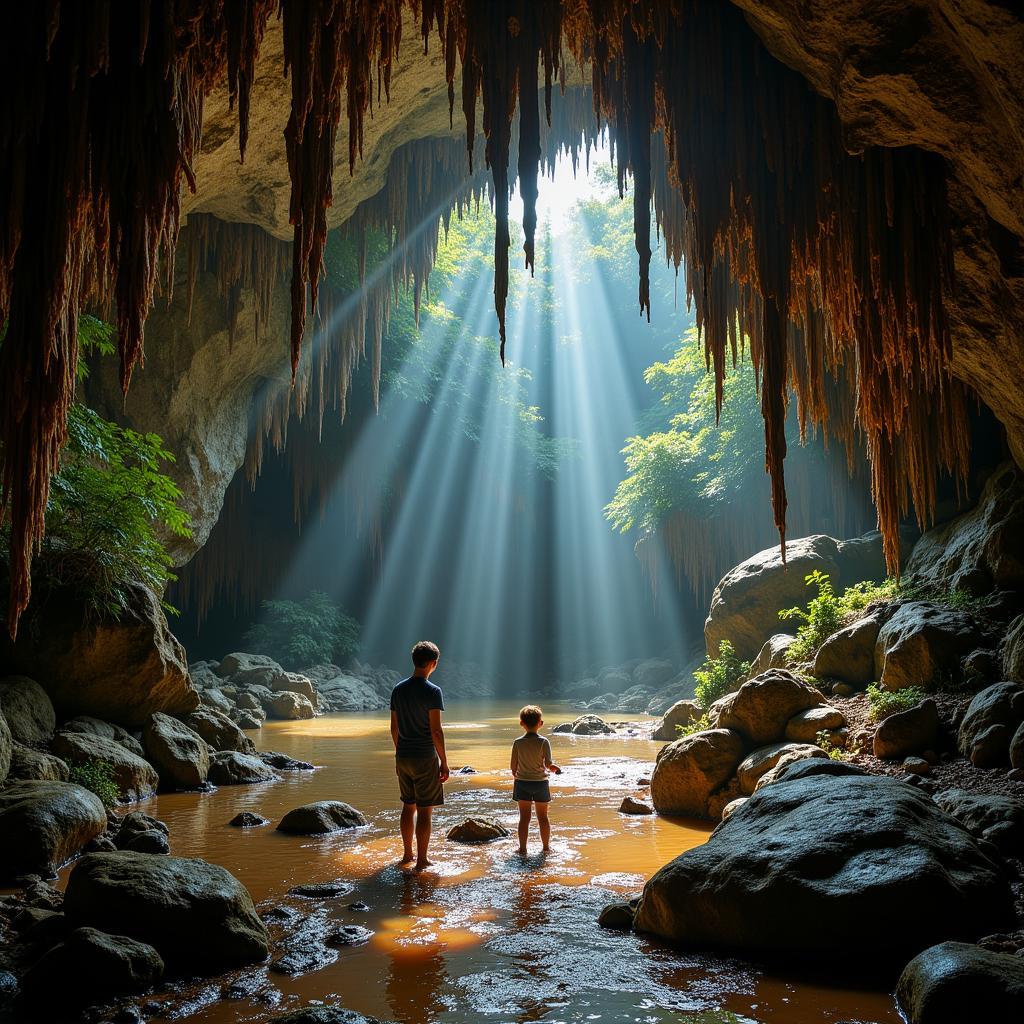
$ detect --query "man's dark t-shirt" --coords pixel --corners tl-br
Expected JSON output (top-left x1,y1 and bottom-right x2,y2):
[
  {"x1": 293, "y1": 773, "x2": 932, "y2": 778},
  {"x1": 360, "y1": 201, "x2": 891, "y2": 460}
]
[{"x1": 390, "y1": 675, "x2": 444, "y2": 758}]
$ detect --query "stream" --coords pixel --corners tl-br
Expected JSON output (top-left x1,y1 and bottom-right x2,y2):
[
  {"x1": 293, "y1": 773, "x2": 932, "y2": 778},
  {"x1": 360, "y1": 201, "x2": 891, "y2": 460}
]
[{"x1": 95, "y1": 701, "x2": 902, "y2": 1024}]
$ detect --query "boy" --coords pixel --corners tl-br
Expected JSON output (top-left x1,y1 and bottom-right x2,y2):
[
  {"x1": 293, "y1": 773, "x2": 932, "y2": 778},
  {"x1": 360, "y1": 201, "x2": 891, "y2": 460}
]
[
  {"x1": 390, "y1": 640, "x2": 449, "y2": 870},
  {"x1": 510, "y1": 704, "x2": 561, "y2": 855}
]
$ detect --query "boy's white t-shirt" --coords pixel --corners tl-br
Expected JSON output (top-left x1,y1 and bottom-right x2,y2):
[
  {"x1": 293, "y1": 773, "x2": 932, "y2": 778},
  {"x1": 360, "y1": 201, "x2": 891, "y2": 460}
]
[{"x1": 513, "y1": 732, "x2": 552, "y2": 781}]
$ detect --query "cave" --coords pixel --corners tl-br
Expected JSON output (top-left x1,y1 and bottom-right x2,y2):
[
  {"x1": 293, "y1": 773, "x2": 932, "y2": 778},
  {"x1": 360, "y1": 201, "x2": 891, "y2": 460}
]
[{"x1": 1, "y1": 3, "x2": 1023, "y2": 1023}]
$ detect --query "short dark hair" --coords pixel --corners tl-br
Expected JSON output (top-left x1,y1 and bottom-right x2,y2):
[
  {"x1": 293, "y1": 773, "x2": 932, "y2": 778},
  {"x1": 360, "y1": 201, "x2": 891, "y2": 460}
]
[
  {"x1": 519, "y1": 705, "x2": 542, "y2": 728},
  {"x1": 411, "y1": 640, "x2": 440, "y2": 668}
]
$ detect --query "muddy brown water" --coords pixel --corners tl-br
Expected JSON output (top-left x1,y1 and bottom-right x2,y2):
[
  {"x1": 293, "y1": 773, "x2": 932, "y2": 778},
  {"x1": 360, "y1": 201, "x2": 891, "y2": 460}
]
[{"x1": 66, "y1": 701, "x2": 901, "y2": 1023}]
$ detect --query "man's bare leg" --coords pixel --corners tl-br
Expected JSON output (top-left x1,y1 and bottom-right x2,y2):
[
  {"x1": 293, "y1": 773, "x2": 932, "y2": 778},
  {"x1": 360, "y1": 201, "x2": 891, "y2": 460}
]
[
  {"x1": 414, "y1": 806, "x2": 434, "y2": 869},
  {"x1": 536, "y1": 802, "x2": 551, "y2": 852},
  {"x1": 517, "y1": 800, "x2": 532, "y2": 855},
  {"x1": 400, "y1": 803, "x2": 416, "y2": 864}
]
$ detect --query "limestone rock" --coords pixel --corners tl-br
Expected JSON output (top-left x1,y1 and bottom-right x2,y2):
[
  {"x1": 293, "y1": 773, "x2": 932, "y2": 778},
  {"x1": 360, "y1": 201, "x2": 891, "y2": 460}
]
[
  {"x1": 115, "y1": 811, "x2": 170, "y2": 855},
  {"x1": 272, "y1": 1008, "x2": 395, "y2": 1024},
  {"x1": 0, "y1": 582, "x2": 198, "y2": 727},
  {"x1": 314, "y1": 674, "x2": 387, "y2": 712},
  {"x1": 0, "y1": 676, "x2": 55, "y2": 744},
  {"x1": 64, "y1": 851, "x2": 269, "y2": 969},
  {"x1": 1003, "y1": 614, "x2": 1024, "y2": 684},
  {"x1": 749, "y1": 634, "x2": 796, "y2": 676},
  {"x1": 896, "y1": 941, "x2": 1024, "y2": 1024},
  {"x1": 0, "y1": 781, "x2": 107, "y2": 881},
  {"x1": 201, "y1": 687, "x2": 235, "y2": 713},
  {"x1": 277, "y1": 801, "x2": 368, "y2": 835},
  {"x1": 270, "y1": 671, "x2": 318, "y2": 703},
  {"x1": 8, "y1": 743, "x2": 69, "y2": 782},
  {"x1": 218, "y1": 652, "x2": 282, "y2": 678},
  {"x1": 142, "y1": 712, "x2": 210, "y2": 789},
  {"x1": 784, "y1": 706, "x2": 845, "y2": 743},
  {"x1": 51, "y1": 730, "x2": 159, "y2": 802},
  {"x1": 813, "y1": 612, "x2": 886, "y2": 687},
  {"x1": 958, "y1": 682, "x2": 1024, "y2": 767},
  {"x1": 650, "y1": 729, "x2": 746, "y2": 818},
  {"x1": 736, "y1": 742, "x2": 824, "y2": 795},
  {"x1": 713, "y1": 670, "x2": 826, "y2": 746},
  {"x1": 59, "y1": 715, "x2": 145, "y2": 757},
  {"x1": 235, "y1": 710, "x2": 266, "y2": 730},
  {"x1": 873, "y1": 700, "x2": 941, "y2": 761},
  {"x1": 265, "y1": 690, "x2": 316, "y2": 721},
  {"x1": 753, "y1": 745, "x2": 829, "y2": 790},
  {"x1": 874, "y1": 602, "x2": 980, "y2": 691},
  {"x1": 446, "y1": 818, "x2": 510, "y2": 843},
  {"x1": 208, "y1": 751, "x2": 280, "y2": 786},
  {"x1": 934, "y1": 789, "x2": 1024, "y2": 857},
  {"x1": 635, "y1": 762, "x2": 1014, "y2": 969},
  {"x1": 568, "y1": 714, "x2": 614, "y2": 736},
  {"x1": 652, "y1": 700, "x2": 702, "y2": 741},
  {"x1": 184, "y1": 707, "x2": 256, "y2": 753},
  {"x1": 0, "y1": 709, "x2": 10, "y2": 785},
  {"x1": 619, "y1": 796, "x2": 653, "y2": 815}
]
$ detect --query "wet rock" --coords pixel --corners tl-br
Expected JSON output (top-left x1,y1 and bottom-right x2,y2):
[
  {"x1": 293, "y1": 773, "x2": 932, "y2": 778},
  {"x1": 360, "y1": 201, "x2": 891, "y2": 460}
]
[
  {"x1": 652, "y1": 700, "x2": 701, "y2": 741},
  {"x1": 260, "y1": 751, "x2": 315, "y2": 771},
  {"x1": 208, "y1": 750, "x2": 280, "y2": 786},
  {"x1": 784, "y1": 706, "x2": 845, "y2": 743},
  {"x1": 288, "y1": 881, "x2": 355, "y2": 899},
  {"x1": 230, "y1": 811, "x2": 270, "y2": 828},
  {"x1": 446, "y1": 818, "x2": 510, "y2": 843},
  {"x1": 896, "y1": 941, "x2": 1024, "y2": 1024},
  {"x1": 64, "y1": 851, "x2": 269, "y2": 969},
  {"x1": 142, "y1": 712, "x2": 210, "y2": 789},
  {"x1": 271, "y1": 1007, "x2": 392, "y2": 1023},
  {"x1": 0, "y1": 970, "x2": 18, "y2": 1003},
  {"x1": 184, "y1": 707, "x2": 256, "y2": 753},
  {"x1": 234, "y1": 709, "x2": 266, "y2": 730},
  {"x1": 311, "y1": 674, "x2": 387, "y2": 713},
  {"x1": 721, "y1": 797, "x2": 747, "y2": 820},
  {"x1": 0, "y1": 780, "x2": 108, "y2": 880},
  {"x1": 1003, "y1": 613, "x2": 1024, "y2": 684},
  {"x1": 115, "y1": 812, "x2": 170, "y2": 855},
  {"x1": 269, "y1": 671, "x2": 317, "y2": 702},
  {"x1": 347, "y1": 901, "x2": 370, "y2": 912},
  {"x1": 636, "y1": 761, "x2": 1015, "y2": 970},
  {"x1": 736, "y1": 742, "x2": 823, "y2": 795},
  {"x1": 650, "y1": 729, "x2": 746, "y2": 818},
  {"x1": 456, "y1": 765, "x2": 477, "y2": 774},
  {"x1": 0, "y1": 676, "x2": 55, "y2": 744},
  {"x1": 201, "y1": 687, "x2": 235, "y2": 713},
  {"x1": 598, "y1": 898, "x2": 639, "y2": 931},
  {"x1": 21, "y1": 925, "x2": 164, "y2": 1007},
  {"x1": 277, "y1": 801, "x2": 368, "y2": 835},
  {"x1": 52, "y1": 729, "x2": 159, "y2": 802},
  {"x1": 1012, "y1": 720, "x2": 1024, "y2": 770},
  {"x1": 712, "y1": 670, "x2": 826, "y2": 746},
  {"x1": 235, "y1": 690, "x2": 264, "y2": 711},
  {"x1": 958, "y1": 682, "x2": 1024, "y2": 767},
  {"x1": 58, "y1": 716, "x2": 145, "y2": 757},
  {"x1": 874, "y1": 603, "x2": 979, "y2": 691},
  {"x1": 8, "y1": 742, "x2": 69, "y2": 782},
  {"x1": 933, "y1": 789, "x2": 1024, "y2": 857},
  {"x1": 567, "y1": 714, "x2": 614, "y2": 736},
  {"x1": 218, "y1": 652, "x2": 282, "y2": 678},
  {"x1": 21, "y1": 879, "x2": 65, "y2": 910},
  {"x1": 813, "y1": 612, "x2": 886, "y2": 687},
  {"x1": 873, "y1": 699, "x2": 940, "y2": 761},
  {"x1": 749, "y1": 633, "x2": 797, "y2": 677},
  {"x1": 265, "y1": 691, "x2": 316, "y2": 721},
  {"x1": 619, "y1": 796, "x2": 653, "y2": 815},
  {"x1": 325, "y1": 925, "x2": 373, "y2": 946}
]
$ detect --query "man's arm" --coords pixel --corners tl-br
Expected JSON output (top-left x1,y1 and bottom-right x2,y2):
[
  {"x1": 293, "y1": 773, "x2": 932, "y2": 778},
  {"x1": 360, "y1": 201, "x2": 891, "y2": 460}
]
[
  {"x1": 390, "y1": 710, "x2": 399, "y2": 749},
  {"x1": 429, "y1": 708, "x2": 449, "y2": 782}
]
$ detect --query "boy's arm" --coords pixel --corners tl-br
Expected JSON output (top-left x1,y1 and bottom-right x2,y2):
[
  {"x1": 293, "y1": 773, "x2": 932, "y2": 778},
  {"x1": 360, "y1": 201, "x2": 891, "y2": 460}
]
[
  {"x1": 543, "y1": 738, "x2": 561, "y2": 774},
  {"x1": 510, "y1": 748, "x2": 518, "y2": 777},
  {"x1": 429, "y1": 708, "x2": 449, "y2": 782}
]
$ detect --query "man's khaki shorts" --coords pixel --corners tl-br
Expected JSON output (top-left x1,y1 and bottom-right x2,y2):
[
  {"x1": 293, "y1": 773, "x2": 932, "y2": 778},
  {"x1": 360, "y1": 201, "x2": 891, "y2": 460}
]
[{"x1": 396, "y1": 755, "x2": 444, "y2": 807}]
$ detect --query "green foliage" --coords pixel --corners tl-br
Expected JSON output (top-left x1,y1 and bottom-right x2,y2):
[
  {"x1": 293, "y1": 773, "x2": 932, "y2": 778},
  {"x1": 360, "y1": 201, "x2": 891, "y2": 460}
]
[
  {"x1": 815, "y1": 729, "x2": 851, "y2": 762},
  {"x1": 676, "y1": 711, "x2": 714, "y2": 738},
  {"x1": 68, "y1": 758, "x2": 120, "y2": 808},
  {"x1": 76, "y1": 314, "x2": 116, "y2": 380},
  {"x1": 244, "y1": 590, "x2": 360, "y2": 670},
  {"x1": 693, "y1": 640, "x2": 750, "y2": 709},
  {"x1": 866, "y1": 682, "x2": 927, "y2": 722}
]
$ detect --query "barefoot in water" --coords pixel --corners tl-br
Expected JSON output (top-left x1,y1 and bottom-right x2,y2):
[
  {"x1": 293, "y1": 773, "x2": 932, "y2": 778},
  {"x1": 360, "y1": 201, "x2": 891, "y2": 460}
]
[
  {"x1": 414, "y1": 859, "x2": 434, "y2": 871},
  {"x1": 517, "y1": 847, "x2": 527, "y2": 857},
  {"x1": 400, "y1": 852, "x2": 415, "y2": 866},
  {"x1": 542, "y1": 846, "x2": 551, "y2": 854}
]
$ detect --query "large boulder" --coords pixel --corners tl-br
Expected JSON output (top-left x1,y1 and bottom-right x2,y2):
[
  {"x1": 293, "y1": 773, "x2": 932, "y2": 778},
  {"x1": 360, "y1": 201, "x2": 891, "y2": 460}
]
[
  {"x1": 933, "y1": 789, "x2": 1024, "y2": 857},
  {"x1": 712, "y1": 670, "x2": 826, "y2": 746},
  {"x1": 0, "y1": 781, "x2": 107, "y2": 880},
  {"x1": 51, "y1": 730, "x2": 159, "y2": 802},
  {"x1": 0, "y1": 582, "x2": 198, "y2": 727},
  {"x1": 265, "y1": 690, "x2": 316, "y2": 721},
  {"x1": 184, "y1": 707, "x2": 256, "y2": 753},
  {"x1": 957, "y1": 682, "x2": 1024, "y2": 767},
  {"x1": 315, "y1": 674, "x2": 388, "y2": 712},
  {"x1": 783, "y1": 705, "x2": 845, "y2": 743},
  {"x1": 735, "y1": 742, "x2": 823, "y2": 795},
  {"x1": 812, "y1": 612, "x2": 886, "y2": 687},
  {"x1": 635, "y1": 761, "x2": 1014, "y2": 970},
  {"x1": 277, "y1": 801, "x2": 368, "y2": 834},
  {"x1": 269, "y1": 671, "x2": 317, "y2": 703},
  {"x1": 217, "y1": 652, "x2": 282, "y2": 678},
  {"x1": 652, "y1": 699, "x2": 702, "y2": 741},
  {"x1": 64, "y1": 851, "x2": 269, "y2": 969},
  {"x1": 142, "y1": 712, "x2": 210, "y2": 789},
  {"x1": 0, "y1": 676, "x2": 55, "y2": 744},
  {"x1": 874, "y1": 602, "x2": 980, "y2": 691},
  {"x1": 8, "y1": 743, "x2": 69, "y2": 782},
  {"x1": 208, "y1": 751, "x2": 279, "y2": 786},
  {"x1": 896, "y1": 941, "x2": 1024, "y2": 1024},
  {"x1": 1001, "y1": 613, "x2": 1024, "y2": 683},
  {"x1": 650, "y1": 729, "x2": 746, "y2": 818},
  {"x1": 704, "y1": 532, "x2": 896, "y2": 662},
  {"x1": 749, "y1": 634, "x2": 796, "y2": 676},
  {"x1": 873, "y1": 699, "x2": 940, "y2": 760},
  {"x1": 58, "y1": 715, "x2": 145, "y2": 757}
]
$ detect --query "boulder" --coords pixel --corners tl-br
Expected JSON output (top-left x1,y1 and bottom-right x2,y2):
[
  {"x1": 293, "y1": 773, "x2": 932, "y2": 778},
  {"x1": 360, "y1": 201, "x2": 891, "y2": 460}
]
[
  {"x1": 265, "y1": 691, "x2": 316, "y2": 721},
  {"x1": 184, "y1": 707, "x2": 256, "y2": 753},
  {"x1": 749, "y1": 634, "x2": 796, "y2": 676},
  {"x1": 200, "y1": 687, "x2": 235, "y2": 713},
  {"x1": 713, "y1": 670, "x2": 826, "y2": 746},
  {"x1": 0, "y1": 582, "x2": 198, "y2": 727},
  {"x1": 958, "y1": 682, "x2": 1024, "y2": 767},
  {"x1": 633, "y1": 659, "x2": 676, "y2": 689},
  {"x1": 873, "y1": 699, "x2": 941, "y2": 760},
  {"x1": 0, "y1": 676, "x2": 55, "y2": 744},
  {"x1": 315, "y1": 674, "x2": 388, "y2": 712},
  {"x1": 933, "y1": 789, "x2": 1024, "y2": 857},
  {"x1": 752, "y1": 745, "x2": 829, "y2": 790},
  {"x1": 896, "y1": 941, "x2": 1024, "y2": 1024},
  {"x1": 142, "y1": 712, "x2": 210, "y2": 789},
  {"x1": 619, "y1": 796, "x2": 653, "y2": 815},
  {"x1": 635, "y1": 761, "x2": 1014, "y2": 970},
  {"x1": 874, "y1": 603, "x2": 979, "y2": 691},
  {"x1": 20, "y1": 926, "x2": 164, "y2": 1006},
  {"x1": 235, "y1": 710, "x2": 266, "y2": 730},
  {"x1": 8, "y1": 743, "x2": 69, "y2": 782},
  {"x1": 735, "y1": 742, "x2": 824, "y2": 795},
  {"x1": 650, "y1": 729, "x2": 746, "y2": 818},
  {"x1": 57, "y1": 715, "x2": 145, "y2": 757},
  {"x1": 598, "y1": 898, "x2": 640, "y2": 930},
  {"x1": 65, "y1": 852, "x2": 269, "y2": 969},
  {"x1": 652, "y1": 700, "x2": 702, "y2": 741},
  {"x1": 271, "y1": 1009, "x2": 396, "y2": 1024},
  {"x1": 1012, "y1": 720, "x2": 1024, "y2": 769},
  {"x1": 1003, "y1": 613, "x2": 1024, "y2": 684},
  {"x1": 445, "y1": 818, "x2": 510, "y2": 842},
  {"x1": 277, "y1": 801, "x2": 368, "y2": 835},
  {"x1": 235, "y1": 690, "x2": 263, "y2": 711},
  {"x1": 598, "y1": 668, "x2": 634, "y2": 692},
  {"x1": 208, "y1": 751, "x2": 280, "y2": 786},
  {"x1": 569, "y1": 714, "x2": 614, "y2": 736},
  {"x1": 0, "y1": 708, "x2": 10, "y2": 785},
  {"x1": 52, "y1": 730, "x2": 159, "y2": 802},
  {"x1": 217, "y1": 652, "x2": 282, "y2": 678},
  {"x1": 813, "y1": 613, "x2": 886, "y2": 686},
  {"x1": 784, "y1": 706, "x2": 845, "y2": 743},
  {"x1": 0, "y1": 781, "x2": 107, "y2": 880},
  {"x1": 230, "y1": 812, "x2": 270, "y2": 827},
  {"x1": 270, "y1": 671, "x2": 317, "y2": 702}
]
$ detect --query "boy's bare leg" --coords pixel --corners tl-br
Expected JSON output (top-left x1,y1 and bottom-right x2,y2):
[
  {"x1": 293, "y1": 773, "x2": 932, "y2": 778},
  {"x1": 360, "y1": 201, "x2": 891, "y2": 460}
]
[
  {"x1": 517, "y1": 800, "x2": 532, "y2": 855},
  {"x1": 536, "y1": 802, "x2": 551, "y2": 852},
  {"x1": 414, "y1": 806, "x2": 434, "y2": 869},
  {"x1": 400, "y1": 803, "x2": 415, "y2": 864}
]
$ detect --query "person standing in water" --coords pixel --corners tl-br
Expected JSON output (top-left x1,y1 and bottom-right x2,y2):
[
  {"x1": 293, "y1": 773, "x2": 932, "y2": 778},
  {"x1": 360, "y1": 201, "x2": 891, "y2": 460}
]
[
  {"x1": 510, "y1": 704, "x2": 561, "y2": 855},
  {"x1": 390, "y1": 640, "x2": 449, "y2": 870}
]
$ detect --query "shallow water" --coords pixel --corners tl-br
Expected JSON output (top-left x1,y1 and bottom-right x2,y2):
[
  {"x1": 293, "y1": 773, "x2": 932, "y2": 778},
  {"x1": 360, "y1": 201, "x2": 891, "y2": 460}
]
[{"x1": 103, "y1": 702, "x2": 899, "y2": 1023}]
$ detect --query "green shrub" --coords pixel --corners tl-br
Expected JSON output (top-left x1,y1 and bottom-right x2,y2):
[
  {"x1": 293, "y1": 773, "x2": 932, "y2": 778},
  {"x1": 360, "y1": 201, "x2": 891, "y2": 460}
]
[
  {"x1": 693, "y1": 640, "x2": 750, "y2": 709},
  {"x1": 68, "y1": 758, "x2": 120, "y2": 808},
  {"x1": 676, "y1": 711, "x2": 714, "y2": 738},
  {"x1": 866, "y1": 682, "x2": 927, "y2": 721},
  {"x1": 244, "y1": 590, "x2": 360, "y2": 670},
  {"x1": 815, "y1": 728, "x2": 851, "y2": 762}
]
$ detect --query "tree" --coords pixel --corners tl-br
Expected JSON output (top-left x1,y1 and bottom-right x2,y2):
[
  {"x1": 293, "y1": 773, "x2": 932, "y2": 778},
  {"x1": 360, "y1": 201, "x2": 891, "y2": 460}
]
[{"x1": 243, "y1": 591, "x2": 360, "y2": 670}]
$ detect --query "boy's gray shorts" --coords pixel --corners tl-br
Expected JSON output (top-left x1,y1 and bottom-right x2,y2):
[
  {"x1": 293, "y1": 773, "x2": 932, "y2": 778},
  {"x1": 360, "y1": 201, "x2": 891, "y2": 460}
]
[{"x1": 396, "y1": 756, "x2": 444, "y2": 807}]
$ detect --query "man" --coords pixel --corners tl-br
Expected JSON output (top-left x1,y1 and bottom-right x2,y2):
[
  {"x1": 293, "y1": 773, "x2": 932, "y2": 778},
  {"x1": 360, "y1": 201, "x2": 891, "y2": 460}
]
[{"x1": 390, "y1": 640, "x2": 449, "y2": 870}]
